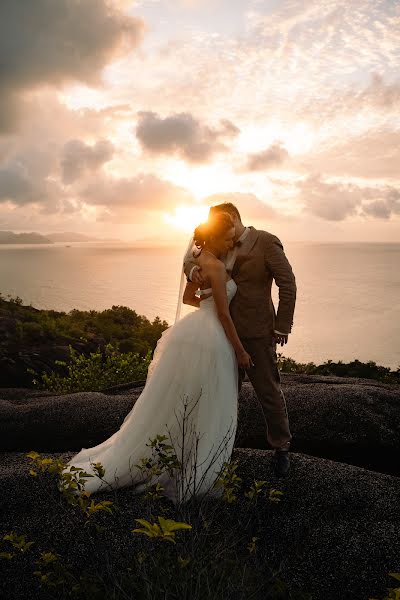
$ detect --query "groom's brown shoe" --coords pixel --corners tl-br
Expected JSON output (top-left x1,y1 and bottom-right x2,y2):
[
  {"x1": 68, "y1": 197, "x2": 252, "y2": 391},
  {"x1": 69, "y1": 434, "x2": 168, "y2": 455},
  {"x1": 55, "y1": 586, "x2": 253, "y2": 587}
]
[{"x1": 274, "y1": 449, "x2": 290, "y2": 477}]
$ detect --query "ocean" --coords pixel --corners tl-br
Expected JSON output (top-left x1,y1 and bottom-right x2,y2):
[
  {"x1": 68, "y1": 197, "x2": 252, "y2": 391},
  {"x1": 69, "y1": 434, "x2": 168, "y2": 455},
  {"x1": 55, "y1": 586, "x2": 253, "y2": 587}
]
[{"x1": 1, "y1": 241, "x2": 399, "y2": 370}]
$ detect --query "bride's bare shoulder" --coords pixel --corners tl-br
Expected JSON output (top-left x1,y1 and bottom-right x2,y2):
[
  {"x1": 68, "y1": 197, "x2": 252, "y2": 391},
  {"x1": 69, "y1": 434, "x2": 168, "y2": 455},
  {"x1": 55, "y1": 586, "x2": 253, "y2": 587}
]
[
  {"x1": 198, "y1": 252, "x2": 223, "y2": 267},
  {"x1": 198, "y1": 253, "x2": 225, "y2": 280}
]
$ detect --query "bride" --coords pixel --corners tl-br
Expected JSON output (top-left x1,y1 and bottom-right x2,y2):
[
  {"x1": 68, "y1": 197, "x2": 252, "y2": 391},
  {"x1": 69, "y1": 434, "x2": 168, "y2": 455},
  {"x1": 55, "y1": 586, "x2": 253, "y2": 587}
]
[{"x1": 59, "y1": 212, "x2": 253, "y2": 504}]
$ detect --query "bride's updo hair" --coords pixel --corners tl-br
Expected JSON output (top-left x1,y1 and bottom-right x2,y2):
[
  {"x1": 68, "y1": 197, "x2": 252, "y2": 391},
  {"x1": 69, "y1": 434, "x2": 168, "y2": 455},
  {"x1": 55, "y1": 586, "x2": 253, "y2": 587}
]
[{"x1": 193, "y1": 211, "x2": 234, "y2": 250}]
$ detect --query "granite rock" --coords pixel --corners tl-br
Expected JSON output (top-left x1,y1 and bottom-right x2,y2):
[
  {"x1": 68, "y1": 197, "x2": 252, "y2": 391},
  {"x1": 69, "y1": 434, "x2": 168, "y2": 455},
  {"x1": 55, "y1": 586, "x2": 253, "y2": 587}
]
[
  {"x1": 0, "y1": 448, "x2": 399, "y2": 600},
  {"x1": 1, "y1": 374, "x2": 399, "y2": 475}
]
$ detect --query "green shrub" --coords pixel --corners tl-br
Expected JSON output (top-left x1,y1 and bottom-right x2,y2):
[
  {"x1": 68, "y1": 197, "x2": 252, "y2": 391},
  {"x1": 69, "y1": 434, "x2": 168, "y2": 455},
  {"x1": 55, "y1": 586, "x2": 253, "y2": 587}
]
[
  {"x1": 277, "y1": 354, "x2": 400, "y2": 384},
  {"x1": 21, "y1": 321, "x2": 44, "y2": 343},
  {"x1": 30, "y1": 343, "x2": 151, "y2": 393},
  {"x1": 1, "y1": 296, "x2": 168, "y2": 358}
]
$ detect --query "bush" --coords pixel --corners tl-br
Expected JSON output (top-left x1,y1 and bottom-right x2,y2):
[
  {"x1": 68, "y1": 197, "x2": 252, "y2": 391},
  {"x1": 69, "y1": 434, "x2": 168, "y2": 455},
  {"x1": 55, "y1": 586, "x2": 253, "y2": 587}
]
[
  {"x1": 21, "y1": 322, "x2": 44, "y2": 343},
  {"x1": 30, "y1": 343, "x2": 151, "y2": 393},
  {"x1": 277, "y1": 354, "x2": 400, "y2": 384},
  {"x1": 0, "y1": 296, "x2": 169, "y2": 359}
]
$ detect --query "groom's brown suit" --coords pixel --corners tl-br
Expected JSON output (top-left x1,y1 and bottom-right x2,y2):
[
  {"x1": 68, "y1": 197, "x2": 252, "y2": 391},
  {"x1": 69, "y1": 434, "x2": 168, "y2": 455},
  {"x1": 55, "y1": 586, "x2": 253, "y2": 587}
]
[{"x1": 184, "y1": 226, "x2": 296, "y2": 450}]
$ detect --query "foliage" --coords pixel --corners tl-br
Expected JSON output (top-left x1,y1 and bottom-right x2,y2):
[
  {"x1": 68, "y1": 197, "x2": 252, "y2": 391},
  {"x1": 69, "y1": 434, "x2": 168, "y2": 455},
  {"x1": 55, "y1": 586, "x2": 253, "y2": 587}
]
[
  {"x1": 29, "y1": 343, "x2": 152, "y2": 392},
  {"x1": 369, "y1": 573, "x2": 400, "y2": 600},
  {"x1": 133, "y1": 516, "x2": 192, "y2": 544},
  {"x1": 277, "y1": 354, "x2": 400, "y2": 384},
  {"x1": 1, "y1": 294, "x2": 398, "y2": 387},
  {"x1": 0, "y1": 294, "x2": 168, "y2": 357}
]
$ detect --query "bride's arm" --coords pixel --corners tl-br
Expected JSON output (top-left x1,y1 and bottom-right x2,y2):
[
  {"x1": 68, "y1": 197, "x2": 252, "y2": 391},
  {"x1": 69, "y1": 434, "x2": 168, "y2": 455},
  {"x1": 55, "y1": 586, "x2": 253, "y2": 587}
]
[
  {"x1": 208, "y1": 262, "x2": 253, "y2": 370},
  {"x1": 183, "y1": 282, "x2": 200, "y2": 307}
]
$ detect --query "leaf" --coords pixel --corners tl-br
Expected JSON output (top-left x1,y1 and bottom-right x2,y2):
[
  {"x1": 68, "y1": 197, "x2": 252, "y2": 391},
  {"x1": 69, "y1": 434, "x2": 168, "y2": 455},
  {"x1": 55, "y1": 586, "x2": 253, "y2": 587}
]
[
  {"x1": 38, "y1": 552, "x2": 58, "y2": 564},
  {"x1": 158, "y1": 517, "x2": 192, "y2": 533},
  {"x1": 26, "y1": 451, "x2": 40, "y2": 460},
  {"x1": 134, "y1": 518, "x2": 153, "y2": 529}
]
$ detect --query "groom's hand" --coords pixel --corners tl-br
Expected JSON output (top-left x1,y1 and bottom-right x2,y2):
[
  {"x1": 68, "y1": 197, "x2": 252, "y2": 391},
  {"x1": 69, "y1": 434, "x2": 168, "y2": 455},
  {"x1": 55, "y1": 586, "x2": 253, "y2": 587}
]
[{"x1": 275, "y1": 333, "x2": 288, "y2": 346}]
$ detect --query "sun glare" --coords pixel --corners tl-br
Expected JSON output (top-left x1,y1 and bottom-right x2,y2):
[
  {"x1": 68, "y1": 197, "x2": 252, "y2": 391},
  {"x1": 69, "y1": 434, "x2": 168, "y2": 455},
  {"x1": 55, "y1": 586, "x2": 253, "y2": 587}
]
[{"x1": 164, "y1": 204, "x2": 210, "y2": 233}]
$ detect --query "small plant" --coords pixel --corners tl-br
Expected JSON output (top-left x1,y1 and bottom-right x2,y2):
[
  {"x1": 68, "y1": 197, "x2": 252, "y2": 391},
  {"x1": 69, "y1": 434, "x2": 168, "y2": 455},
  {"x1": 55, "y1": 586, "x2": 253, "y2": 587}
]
[
  {"x1": 244, "y1": 479, "x2": 268, "y2": 502},
  {"x1": 268, "y1": 488, "x2": 284, "y2": 504},
  {"x1": 133, "y1": 516, "x2": 192, "y2": 544},
  {"x1": 369, "y1": 573, "x2": 400, "y2": 600},
  {"x1": 26, "y1": 451, "x2": 115, "y2": 524},
  {"x1": 0, "y1": 532, "x2": 34, "y2": 560},
  {"x1": 212, "y1": 459, "x2": 242, "y2": 503}
]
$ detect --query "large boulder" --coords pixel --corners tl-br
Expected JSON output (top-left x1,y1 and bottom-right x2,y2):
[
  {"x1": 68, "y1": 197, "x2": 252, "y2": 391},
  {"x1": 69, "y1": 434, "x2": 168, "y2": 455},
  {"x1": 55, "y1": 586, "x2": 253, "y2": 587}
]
[
  {"x1": 0, "y1": 448, "x2": 399, "y2": 600},
  {"x1": 0, "y1": 385, "x2": 143, "y2": 453},
  {"x1": 236, "y1": 374, "x2": 400, "y2": 476},
  {"x1": 1, "y1": 375, "x2": 399, "y2": 475}
]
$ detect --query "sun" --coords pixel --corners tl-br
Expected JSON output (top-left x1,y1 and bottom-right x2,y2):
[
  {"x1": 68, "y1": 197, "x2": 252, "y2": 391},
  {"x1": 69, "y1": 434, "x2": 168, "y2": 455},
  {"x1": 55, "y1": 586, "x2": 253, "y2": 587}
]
[{"x1": 164, "y1": 204, "x2": 210, "y2": 233}]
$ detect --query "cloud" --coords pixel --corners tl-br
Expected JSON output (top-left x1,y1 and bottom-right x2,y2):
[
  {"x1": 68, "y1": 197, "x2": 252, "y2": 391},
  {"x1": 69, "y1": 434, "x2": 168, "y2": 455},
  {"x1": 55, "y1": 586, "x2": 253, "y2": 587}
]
[
  {"x1": 299, "y1": 73, "x2": 400, "y2": 126},
  {"x1": 301, "y1": 127, "x2": 400, "y2": 179},
  {"x1": 0, "y1": 93, "x2": 133, "y2": 219},
  {"x1": 244, "y1": 142, "x2": 289, "y2": 172},
  {"x1": 298, "y1": 176, "x2": 361, "y2": 221},
  {"x1": 79, "y1": 172, "x2": 194, "y2": 222},
  {"x1": 297, "y1": 174, "x2": 400, "y2": 221},
  {"x1": 0, "y1": 161, "x2": 64, "y2": 208},
  {"x1": 61, "y1": 139, "x2": 115, "y2": 184},
  {"x1": 203, "y1": 192, "x2": 276, "y2": 221},
  {"x1": 361, "y1": 189, "x2": 400, "y2": 219},
  {"x1": 135, "y1": 111, "x2": 240, "y2": 163},
  {"x1": 0, "y1": 0, "x2": 145, "y2": 132}
]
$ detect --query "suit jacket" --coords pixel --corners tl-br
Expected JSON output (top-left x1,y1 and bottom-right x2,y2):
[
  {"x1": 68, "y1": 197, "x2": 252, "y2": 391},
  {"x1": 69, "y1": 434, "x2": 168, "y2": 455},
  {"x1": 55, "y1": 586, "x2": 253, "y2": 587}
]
[{"x1": 184, "y1": 226, "x2": 296, "y2": 340}]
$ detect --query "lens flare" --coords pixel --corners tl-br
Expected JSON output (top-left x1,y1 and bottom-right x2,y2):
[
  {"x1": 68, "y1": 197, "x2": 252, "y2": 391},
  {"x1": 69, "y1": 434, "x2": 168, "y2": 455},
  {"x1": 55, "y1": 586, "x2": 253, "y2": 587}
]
[{"x1": 164, "y1": 204, "x2": 210, "y2": 232}]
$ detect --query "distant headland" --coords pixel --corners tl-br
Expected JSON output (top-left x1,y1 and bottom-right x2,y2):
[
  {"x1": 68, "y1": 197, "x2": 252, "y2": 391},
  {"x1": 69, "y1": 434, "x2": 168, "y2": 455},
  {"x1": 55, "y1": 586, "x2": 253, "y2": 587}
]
[{"x1": 0, "y1": 231, "x2": 120, "y2": 244}]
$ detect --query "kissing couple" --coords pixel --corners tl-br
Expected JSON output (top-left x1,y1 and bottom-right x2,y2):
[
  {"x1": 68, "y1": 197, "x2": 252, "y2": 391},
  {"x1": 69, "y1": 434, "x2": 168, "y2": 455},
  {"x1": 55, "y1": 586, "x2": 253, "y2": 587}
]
[{"x1": 60, "y1": 202, "x2": 297, "y2": 504}]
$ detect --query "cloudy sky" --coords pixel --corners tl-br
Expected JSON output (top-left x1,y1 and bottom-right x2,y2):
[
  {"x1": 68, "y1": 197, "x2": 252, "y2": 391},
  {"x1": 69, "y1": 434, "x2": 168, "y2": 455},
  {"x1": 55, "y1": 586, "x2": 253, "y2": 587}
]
[{"x1": 0, "y1": 0, "x2": 399, "y2": 243}]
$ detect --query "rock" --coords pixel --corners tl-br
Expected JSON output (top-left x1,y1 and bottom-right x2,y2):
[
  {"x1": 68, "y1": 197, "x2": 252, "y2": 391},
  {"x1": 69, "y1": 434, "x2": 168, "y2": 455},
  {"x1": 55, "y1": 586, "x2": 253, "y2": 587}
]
[
  {"x1": 236, "y1": 374, "x2": 400, "y2": 476},
  {"x1": 0, "y1": 387, "x2": 143, "y2": 453},
  {"x1": 0, "y1": 448, "x2": 398, "y2": 600},
  {"x1": 1, "y1": 375, "x2": 399, "y2": 475}
]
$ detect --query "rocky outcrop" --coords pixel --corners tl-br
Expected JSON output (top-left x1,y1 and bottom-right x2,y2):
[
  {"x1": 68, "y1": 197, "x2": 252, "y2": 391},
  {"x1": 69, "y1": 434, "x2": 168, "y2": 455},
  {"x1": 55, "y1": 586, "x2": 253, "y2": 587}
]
[
  {"x1": 0, "y1": 448, "x2": 399, "y2": 600},
  {"x1": 236, "y1": 374, "x2": 400, "y2": 476},
  {"x1": 1, "y1": 374, "x2": 399, "y2": 599},
  {"x1": 1, "y1": 375, "x2": 399, "y2": 475}
]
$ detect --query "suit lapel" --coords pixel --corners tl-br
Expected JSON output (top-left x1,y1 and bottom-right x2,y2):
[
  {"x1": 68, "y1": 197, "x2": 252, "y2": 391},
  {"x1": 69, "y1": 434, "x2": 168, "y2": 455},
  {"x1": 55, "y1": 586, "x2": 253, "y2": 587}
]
[{"x1": 232, "y1": 227, "x2": 259, "y2": 276}]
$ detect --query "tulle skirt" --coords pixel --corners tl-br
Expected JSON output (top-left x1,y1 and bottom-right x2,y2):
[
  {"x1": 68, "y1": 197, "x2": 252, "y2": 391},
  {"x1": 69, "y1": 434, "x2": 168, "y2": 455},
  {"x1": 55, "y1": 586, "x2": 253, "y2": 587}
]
[{"x1": 60, "y1": 303, "x2": 238, "y2": 504}]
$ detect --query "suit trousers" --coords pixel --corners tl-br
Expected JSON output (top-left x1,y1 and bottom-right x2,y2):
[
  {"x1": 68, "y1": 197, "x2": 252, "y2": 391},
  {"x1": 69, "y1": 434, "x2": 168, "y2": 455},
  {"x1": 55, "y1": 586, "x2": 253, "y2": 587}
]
[{"x1": 240, "y1": 337, "x2": 292, "y2": 450}]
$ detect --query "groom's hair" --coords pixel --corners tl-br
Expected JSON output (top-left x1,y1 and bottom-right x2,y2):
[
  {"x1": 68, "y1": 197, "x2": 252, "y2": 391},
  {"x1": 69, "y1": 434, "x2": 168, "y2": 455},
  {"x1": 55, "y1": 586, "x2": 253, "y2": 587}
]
[{"x1": 209, "y1": 202, "x2": 242, "y2": 222}]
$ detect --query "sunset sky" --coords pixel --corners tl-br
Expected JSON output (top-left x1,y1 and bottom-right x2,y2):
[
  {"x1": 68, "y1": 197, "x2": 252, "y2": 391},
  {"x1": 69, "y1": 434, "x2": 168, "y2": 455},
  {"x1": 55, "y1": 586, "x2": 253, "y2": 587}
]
[{"x1": 0, "y1": 0, "x2": 399, "y2": 243}]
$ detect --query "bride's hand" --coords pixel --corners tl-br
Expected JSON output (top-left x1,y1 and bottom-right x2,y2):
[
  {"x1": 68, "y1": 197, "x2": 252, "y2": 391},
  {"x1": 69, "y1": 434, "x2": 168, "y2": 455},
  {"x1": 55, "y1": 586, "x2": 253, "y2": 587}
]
[
  {"x1": 192, "y1": 267, "x2": 204, "y2": 286},
  {"x1": 236, "y1": 348, "x2": 254, "y2": 370}
]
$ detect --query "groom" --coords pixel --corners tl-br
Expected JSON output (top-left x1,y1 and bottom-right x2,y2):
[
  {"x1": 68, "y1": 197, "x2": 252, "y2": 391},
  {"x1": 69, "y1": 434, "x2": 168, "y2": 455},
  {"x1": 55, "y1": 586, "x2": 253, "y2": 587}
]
[{"x1": 184, "y1": 202, "x2": 296, "y2": 477}]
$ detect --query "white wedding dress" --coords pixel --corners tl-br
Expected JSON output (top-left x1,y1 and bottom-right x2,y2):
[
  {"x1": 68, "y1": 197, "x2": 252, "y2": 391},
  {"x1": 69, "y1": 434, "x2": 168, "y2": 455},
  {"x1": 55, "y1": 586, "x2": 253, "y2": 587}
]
[{"x1": 60, "y1": 278, "x2": 238, "y2": 504}]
